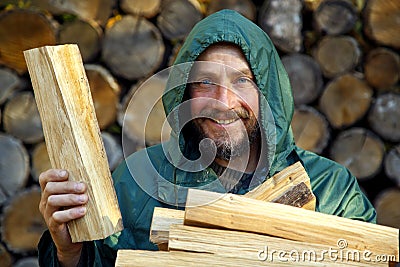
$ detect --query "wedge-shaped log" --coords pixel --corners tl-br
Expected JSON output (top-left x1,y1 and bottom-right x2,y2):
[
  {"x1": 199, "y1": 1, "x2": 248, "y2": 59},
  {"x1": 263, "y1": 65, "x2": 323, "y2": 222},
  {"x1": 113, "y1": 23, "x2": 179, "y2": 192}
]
[
  {"x1": 115, "y1": 249, "x2": 332, "y2": 266},
  {"x1": 246, "y1": 161, "x2": 316, "y2": 210},
  {"x1": 24, "y1": 44, "x2": 123, "y2": 242},
  {"x1": 168, "y1": 224, "x2": 388, "y2": 266},
  {"x1": 185, "y1": 189, "x2": 399, "y2": 261}
]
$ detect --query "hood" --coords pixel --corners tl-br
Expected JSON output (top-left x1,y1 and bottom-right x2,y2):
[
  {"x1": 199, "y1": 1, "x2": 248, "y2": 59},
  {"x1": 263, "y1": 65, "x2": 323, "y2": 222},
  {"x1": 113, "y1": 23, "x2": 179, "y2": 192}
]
[{"x1": 162, "y1": 9, "x2": 295, "y2": 177}]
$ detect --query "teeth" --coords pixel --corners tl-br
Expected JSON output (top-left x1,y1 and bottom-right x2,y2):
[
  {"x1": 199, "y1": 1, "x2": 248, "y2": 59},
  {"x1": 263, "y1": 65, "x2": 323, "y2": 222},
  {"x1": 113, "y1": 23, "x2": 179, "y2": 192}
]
[{"x1": 214, "y1": 118, "x2": 237, "y2": 124}]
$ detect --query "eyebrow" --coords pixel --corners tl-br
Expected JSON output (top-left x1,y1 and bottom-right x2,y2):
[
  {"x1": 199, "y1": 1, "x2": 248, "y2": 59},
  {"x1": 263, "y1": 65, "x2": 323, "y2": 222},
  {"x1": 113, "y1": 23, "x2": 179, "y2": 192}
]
[{"x1": 189, "y1": 67, "x2": 254, "y2": 80}]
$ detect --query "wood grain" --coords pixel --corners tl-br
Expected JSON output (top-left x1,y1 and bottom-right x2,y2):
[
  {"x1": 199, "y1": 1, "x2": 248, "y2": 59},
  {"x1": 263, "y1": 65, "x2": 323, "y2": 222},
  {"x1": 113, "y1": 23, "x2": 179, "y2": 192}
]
[
  {"x1": 24, "y1": 44, "x2": 123, "y2": 242},
  {"x1": 185, "y1": 189, "x2": 399, "y2": 261}
]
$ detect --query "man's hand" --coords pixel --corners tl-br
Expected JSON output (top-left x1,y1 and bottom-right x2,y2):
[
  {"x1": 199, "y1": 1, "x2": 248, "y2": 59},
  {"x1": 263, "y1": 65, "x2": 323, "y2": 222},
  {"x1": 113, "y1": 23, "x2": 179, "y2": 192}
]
[{"x1": 39, "y1": 169, "x2": 88, "y2": 267}]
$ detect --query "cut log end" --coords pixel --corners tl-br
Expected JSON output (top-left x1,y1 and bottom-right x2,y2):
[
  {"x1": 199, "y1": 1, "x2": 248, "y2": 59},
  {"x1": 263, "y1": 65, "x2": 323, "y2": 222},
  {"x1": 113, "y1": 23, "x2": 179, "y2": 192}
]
[
  {"x1": 330, "y1": 128, "x2": 385, "y2": 180},
  {"x1": 375, "y1": 188, "x2": 400, "y2": 229},
  {"x1": 319, "y1": 74, "x2": 373, "y2": 129}
]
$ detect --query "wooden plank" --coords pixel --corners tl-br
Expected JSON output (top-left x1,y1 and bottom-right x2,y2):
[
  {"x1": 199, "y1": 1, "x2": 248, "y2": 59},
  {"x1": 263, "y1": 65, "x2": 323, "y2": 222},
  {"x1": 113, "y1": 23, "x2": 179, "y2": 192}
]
[
  {"x1": 23, "y1": 44, "x2": 123, "y2": 242},
  {"x1": 246, "y1": 161, "x2": 316, "y2": 210},
  {"x1": 115, "y1": 249, "x2": 332, "y2": 266},
  {"x1": 150, "y1": 207, "x2": 184, "y2": 246},
  {"x1": 150, "y1": 162, "x2": 316, "y2": 245},
  {"x1": 168, "y1": 225, "x2": 388, "y2": 266},
  {"x1": 185, "y1": 189, "x2": 399, "y2": 261}
]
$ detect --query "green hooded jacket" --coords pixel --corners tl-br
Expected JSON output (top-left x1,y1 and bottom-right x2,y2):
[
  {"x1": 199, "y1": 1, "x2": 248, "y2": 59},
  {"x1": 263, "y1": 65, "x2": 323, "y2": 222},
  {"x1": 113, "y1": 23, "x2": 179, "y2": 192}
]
[{"x1": 38, "y1": 9, "x2": 376, "y2": 266}]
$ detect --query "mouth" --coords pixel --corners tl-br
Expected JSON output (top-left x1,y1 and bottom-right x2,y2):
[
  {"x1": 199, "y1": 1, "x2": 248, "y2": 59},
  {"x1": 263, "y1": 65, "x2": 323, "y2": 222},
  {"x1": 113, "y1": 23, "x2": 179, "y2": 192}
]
[{"x1": 210, "y1": 118, "x2": 239, "y2": 125}]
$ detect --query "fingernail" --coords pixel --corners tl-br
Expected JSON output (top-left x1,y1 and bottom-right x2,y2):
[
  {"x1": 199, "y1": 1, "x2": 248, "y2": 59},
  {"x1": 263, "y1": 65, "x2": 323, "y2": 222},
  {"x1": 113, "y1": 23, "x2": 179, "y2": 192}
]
[
  {"x1": 75, "y1": 182, "x2": 84, "y2": 191},
  {"x1": 59, "y1": 170, "x2": 67, "y2": 177},
  {"x1": 78, "y1": 207, "x2": 86, "y2": 214},
  {"x1": 78, "y1": 194, "x2": 87, "y2": 203}
]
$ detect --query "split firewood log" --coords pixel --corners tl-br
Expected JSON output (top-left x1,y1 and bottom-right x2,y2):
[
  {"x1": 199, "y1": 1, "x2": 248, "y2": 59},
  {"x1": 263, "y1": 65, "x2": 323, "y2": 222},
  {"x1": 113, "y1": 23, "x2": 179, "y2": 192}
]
[
  {"x1": 31, "y1": 141, "x2": 51, "y2": 183},
  {"x1": 0, "y1": 242, "x2": 12, "y2": 267}
]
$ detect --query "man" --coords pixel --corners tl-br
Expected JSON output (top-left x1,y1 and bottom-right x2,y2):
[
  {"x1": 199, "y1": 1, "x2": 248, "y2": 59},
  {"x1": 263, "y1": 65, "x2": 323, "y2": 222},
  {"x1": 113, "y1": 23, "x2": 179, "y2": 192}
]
[{"x1": 38, "y1": 9, "x2": 376, "y2": 266}]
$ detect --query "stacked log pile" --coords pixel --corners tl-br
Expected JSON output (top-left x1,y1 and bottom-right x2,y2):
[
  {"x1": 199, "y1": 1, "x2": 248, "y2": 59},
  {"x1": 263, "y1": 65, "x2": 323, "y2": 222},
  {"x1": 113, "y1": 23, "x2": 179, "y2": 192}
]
[{"x1": 0, "y1": 0, "x2": 399, "y2": 264}]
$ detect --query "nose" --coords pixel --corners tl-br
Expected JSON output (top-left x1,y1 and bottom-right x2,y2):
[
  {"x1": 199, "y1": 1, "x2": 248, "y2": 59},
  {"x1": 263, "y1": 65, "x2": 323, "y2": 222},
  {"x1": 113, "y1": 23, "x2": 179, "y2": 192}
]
[{"x1": 213, "y1": 85, "x2": 237, "y2": 110}]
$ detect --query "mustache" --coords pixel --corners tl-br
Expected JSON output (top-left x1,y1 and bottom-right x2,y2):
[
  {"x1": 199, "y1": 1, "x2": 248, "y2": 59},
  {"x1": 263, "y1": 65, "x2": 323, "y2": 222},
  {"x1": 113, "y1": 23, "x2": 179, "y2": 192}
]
[{"x1": 198, "y1": 107, "x2": 250, "y2": 120}]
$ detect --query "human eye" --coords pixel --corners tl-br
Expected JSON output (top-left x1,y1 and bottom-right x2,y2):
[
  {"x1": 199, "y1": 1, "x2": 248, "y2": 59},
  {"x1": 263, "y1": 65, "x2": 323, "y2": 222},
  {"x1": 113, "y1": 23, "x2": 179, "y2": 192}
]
[{"x1": 196, "y1": 78, "x2": 216, "y2": 88}]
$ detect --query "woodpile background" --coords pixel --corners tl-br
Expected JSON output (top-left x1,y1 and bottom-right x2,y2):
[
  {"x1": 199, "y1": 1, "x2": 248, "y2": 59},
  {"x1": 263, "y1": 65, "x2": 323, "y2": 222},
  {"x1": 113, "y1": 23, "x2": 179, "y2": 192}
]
[{"x1": 0, "y1": 0, "x2": 399, "y2": 265}]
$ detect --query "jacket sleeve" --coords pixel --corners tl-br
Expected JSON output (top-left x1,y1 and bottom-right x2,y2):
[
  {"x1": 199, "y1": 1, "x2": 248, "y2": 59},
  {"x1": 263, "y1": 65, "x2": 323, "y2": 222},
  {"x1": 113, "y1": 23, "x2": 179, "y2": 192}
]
[{"x1": 38, "y1": 230, "x2": 96, "y2": 266}]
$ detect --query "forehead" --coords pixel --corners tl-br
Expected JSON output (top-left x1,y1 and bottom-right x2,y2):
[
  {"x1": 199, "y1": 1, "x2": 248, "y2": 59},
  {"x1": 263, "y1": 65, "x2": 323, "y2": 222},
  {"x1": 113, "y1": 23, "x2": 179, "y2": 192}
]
[
  {"x1": 196, "y1": 44, "x2": 250, "y2": 69},
  {"x1": 192, "y1": 44, "x2": 252, "y2": 76}
]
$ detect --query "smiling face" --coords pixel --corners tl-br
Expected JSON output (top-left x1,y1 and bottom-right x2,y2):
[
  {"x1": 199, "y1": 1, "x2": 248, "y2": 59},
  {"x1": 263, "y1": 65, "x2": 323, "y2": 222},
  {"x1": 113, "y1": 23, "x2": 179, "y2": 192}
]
[{"x1": 187, "y1": 43, "x2": 260, "y2": 160}]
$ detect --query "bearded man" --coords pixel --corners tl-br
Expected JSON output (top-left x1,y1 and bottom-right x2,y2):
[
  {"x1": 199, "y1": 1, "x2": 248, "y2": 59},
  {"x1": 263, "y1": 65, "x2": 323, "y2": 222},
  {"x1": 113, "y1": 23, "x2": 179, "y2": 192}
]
[{"x1": 37, "y1": 9, "x2": 376, "y2": 266}]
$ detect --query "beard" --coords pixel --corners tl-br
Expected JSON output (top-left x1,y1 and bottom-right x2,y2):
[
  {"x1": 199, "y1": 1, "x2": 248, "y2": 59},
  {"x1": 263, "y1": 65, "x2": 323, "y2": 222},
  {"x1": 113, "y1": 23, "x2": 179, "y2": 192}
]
[{"x1": 189, "y1": 107, "x2": 260, "y2": 161}]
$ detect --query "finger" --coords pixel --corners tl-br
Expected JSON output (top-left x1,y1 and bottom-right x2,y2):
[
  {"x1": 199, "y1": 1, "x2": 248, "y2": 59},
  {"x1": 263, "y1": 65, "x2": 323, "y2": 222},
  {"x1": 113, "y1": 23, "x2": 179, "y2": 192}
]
[
  {"x1": 40, "y1": 181, "x2": 87, "y2": 217},
  {"x1": 51, "y1": 206, "x2": 87, "y2": 225},
  {"x1": 47, "y1": 193, "x2": 88, "y2": 207},
  {"x1": 43, "y1": 181, "x2": 86, "y2": 198},
  {"x1": 39, "y1": 169, "x2": 69, "y2": 191}
]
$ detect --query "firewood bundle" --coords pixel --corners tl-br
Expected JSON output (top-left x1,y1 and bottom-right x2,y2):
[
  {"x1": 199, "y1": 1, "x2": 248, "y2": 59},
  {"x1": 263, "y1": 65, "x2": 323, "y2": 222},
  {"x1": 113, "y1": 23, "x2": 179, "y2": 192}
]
[{"x1": 115, "y1": 163, "x2": 399, "y2": 266}]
